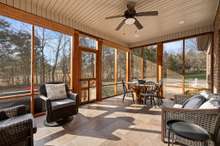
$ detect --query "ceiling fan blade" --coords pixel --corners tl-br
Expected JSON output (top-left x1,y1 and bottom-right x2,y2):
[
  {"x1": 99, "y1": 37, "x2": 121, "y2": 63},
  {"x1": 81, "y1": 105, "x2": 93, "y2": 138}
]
[
  {"x1": 105, "y1": 15, "x2": 124, "y2": 19},
  {"x1": 134, "y1": 18, "x2": 143, "y2": 30},
  {"x1": 136, "y1": 11, "x2": 159, "y2": 16},
  {"x1": 116, "y1": 19, "x2": 126, "y2": 31}
]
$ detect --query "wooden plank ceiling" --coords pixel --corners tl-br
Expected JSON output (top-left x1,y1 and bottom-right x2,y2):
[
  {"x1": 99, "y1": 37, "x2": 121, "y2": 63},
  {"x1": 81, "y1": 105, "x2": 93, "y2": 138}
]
[{"x1": 0, "y1": 0, "x2": 219, "y2": 47}]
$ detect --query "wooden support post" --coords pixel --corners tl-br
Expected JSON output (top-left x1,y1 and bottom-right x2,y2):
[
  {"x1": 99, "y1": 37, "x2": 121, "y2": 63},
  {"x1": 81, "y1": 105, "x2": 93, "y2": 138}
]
[
  {"x1": 211, "y1": 33, "x2": 214, "y2": 93},
  {"x1": 30, "y1": 25, "x2": 35, "y2": 114},
  {"x1": 126, "y1": 51, "x2": 130, "y2": 84},
  {"x1": 182, "y1": 40, "x2": 185, "y2": 94},
  {"x1": 157, "y1": 43, "x2": 163, "y2": 96},
  {"x1": 114, "y1": 49, "x2": 118, "y2": 95},
  {"x1": 130, "y1": 50, "x2": 133, "y2": 80},
  {"x1": 157, "y1": 43, "x2": 163, "y2": 81},
  {"x1": 141, "y1": 48, "x2": 144, "y2": 79},
  {"x1": 70, "y1": 34, "x2": 74, "y2": 90},
  {"x1": 96, "y1": 39, "x2": 103, "y2": 101},
  {"x1": 72, "y1": 31, "x2": 80, "y2": 94}
]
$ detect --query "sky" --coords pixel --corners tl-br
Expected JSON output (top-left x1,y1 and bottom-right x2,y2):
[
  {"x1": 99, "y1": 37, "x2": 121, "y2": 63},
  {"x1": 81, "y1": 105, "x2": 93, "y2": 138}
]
[
  {"x1": 164, "y1": 40, "x2": 183, "y2": 54},
  {"x1": 0, "y1": 16, "x2": 31, "y2": 32}
]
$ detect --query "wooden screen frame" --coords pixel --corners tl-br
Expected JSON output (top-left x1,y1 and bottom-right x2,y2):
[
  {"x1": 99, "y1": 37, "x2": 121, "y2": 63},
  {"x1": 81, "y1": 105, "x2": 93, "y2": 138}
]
[
  {"x1": 130, "y1": 45, "x2": 158, "y2": 81},
  {"x1": 79, "y1": 39, "x2": 98, "y2": 104},
  {"x1": 101, "y1": 43, "x2": 130, "y2": 98},
  {"x1": 130, "y1": 32, "x2": 214, "y2": 97}
]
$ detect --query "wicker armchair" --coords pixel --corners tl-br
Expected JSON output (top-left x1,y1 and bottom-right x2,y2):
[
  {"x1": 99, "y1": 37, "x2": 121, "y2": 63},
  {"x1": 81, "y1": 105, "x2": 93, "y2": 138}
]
[
  {"x1": 39, "y1": 83, "x2": 79, "y2": 126},
  {"x1": 161, "y1": 95, "x2": 220, "y2": 146},
  {"x1": 0, "y1": 105, "x2": 37, "y2": 146}
]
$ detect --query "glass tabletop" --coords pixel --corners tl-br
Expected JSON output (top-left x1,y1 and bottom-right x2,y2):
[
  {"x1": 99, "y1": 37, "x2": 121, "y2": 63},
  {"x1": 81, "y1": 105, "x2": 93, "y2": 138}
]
[{"x1": 168, "y1": 120, "x2": 209, "y2": 141}]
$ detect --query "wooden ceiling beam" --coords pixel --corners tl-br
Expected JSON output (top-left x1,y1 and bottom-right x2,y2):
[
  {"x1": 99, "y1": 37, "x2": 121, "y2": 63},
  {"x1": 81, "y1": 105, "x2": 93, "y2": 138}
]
[{"x1": 103, "y1": 40, "x2": 130, "y2": 52}]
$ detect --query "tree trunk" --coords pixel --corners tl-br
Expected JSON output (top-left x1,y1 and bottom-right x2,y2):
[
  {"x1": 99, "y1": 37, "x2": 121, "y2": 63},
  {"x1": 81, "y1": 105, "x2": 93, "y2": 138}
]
[
  {"x1": 52, "y1": 35, "x2": 63, "y2": 82},
  {"x1": 40, "y1": 29, "x2": 46, "y2": 84}
]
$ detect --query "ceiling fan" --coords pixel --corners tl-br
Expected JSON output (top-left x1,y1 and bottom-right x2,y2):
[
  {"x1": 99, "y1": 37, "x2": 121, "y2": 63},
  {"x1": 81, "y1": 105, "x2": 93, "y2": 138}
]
[{"x1": 105, "y1": 1, "x2": 158, "y2": 31}]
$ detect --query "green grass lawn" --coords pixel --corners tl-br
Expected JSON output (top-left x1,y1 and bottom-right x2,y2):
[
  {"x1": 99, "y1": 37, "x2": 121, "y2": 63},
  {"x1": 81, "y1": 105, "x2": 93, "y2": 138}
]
[{"x1": 185, "y1": 72, "x2": 206, "y2": 80}]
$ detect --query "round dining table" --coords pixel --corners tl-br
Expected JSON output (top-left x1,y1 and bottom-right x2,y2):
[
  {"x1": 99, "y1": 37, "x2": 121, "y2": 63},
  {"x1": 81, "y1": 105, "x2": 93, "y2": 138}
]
[{"x1": 127, "y1": 82, "x2": 156, "y2": 104}]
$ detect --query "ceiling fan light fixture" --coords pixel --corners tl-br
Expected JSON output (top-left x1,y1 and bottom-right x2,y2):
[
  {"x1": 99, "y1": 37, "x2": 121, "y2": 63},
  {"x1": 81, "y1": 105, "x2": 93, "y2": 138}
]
[
  {"x1": 179, "y1": 20, "x2": 184, "y2": 24},
  {"x1": 134, "y1": 34, "x2": 139, "y2": 38},
  {"x1": 125, "y1": 18, "x2": 135, "y2": 25}
]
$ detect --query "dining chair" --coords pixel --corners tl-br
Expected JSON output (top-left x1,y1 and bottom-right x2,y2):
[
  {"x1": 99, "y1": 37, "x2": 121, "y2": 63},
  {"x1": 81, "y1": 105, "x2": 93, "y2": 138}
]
[
  {"x1": 140, "y1": 81, "x2": 157, "y2": 106},
  {"x1": 122, "y1": 80, "x2": 135, "y2": 103},
  {"x1": 155, "y1": 80, "x2": 163, "y2": 105}
]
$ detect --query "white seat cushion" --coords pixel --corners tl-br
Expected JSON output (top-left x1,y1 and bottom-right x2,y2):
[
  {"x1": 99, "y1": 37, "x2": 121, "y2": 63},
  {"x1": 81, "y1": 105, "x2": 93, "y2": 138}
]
[
  {"x1": 199, "y1": 98, "x2": 220, "y2": 109},
  {"x1": 173, "y1": 104, "x2": 183, "y2": 108},
  {"x1": 46, "y1": 84, "x2": 67, "y2": 100}
]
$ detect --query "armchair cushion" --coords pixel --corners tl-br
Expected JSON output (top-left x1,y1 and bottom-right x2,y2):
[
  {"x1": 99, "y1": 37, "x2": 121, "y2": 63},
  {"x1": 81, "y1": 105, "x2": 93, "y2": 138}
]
[
  {"x1": 46, "y1": 83, "x2": 67, "y2": 101},
  {"x1": 51, "y1": 99, "x2": 76, "y2": 110},
  {"x1": 183, "y1": 94, "x2": 207, "y2": 109}
]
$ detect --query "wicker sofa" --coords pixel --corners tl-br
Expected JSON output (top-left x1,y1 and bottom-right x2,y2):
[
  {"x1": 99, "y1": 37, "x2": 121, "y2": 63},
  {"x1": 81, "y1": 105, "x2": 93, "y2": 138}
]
[
  {"x1": 161, "y1": 94, "x2": 220, "y2": 146},
  {"x1": 0, "y1": 105, "x2": 37, "y2": 146}
]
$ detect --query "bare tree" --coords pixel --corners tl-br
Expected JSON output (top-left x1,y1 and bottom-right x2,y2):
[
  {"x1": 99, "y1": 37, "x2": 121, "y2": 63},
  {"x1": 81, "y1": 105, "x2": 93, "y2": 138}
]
[{"x1": 51, "y1": 34, "x2": 69, "y2": 82}]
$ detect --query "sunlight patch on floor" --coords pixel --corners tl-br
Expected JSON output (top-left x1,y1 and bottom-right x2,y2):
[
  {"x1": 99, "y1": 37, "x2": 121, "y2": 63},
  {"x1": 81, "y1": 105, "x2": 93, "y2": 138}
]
[
  {"x1": 79, "y1": 108, "x2": 107, "y2": 118},
  {"x1": 112, "y1": 129, "x2": 130, "y2": 136},
  {"x1": 89, "y1": 104, "x2": 118, "y2": 108},
  {"x1": 124, "y1": 103, "x2": 146, "y2": 110},
  {"x1": 68, "y1": 135, "x2": 106, "y2": 146},
  {"x1": 45, "y1": 133, "x2": 77, "y2": 146}
]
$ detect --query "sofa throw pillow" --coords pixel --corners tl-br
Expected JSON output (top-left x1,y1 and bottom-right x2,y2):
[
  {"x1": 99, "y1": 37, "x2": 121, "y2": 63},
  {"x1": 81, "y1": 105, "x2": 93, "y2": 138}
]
[
  {"x1": 46, "y1": 83, "x2": 67, "y2": 100},
  {"x1": 183, "y1": 94, "x2": 207, "y2": 109},
  {"x1": 199, "y1": 97, "x2": 220, "y2": 109}
]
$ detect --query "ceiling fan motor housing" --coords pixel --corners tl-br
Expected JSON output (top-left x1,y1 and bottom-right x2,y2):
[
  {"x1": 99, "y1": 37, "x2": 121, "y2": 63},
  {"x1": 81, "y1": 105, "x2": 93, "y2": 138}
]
[{"x1": 124, "y1": 9, "x2": 136, "y2": 18}]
